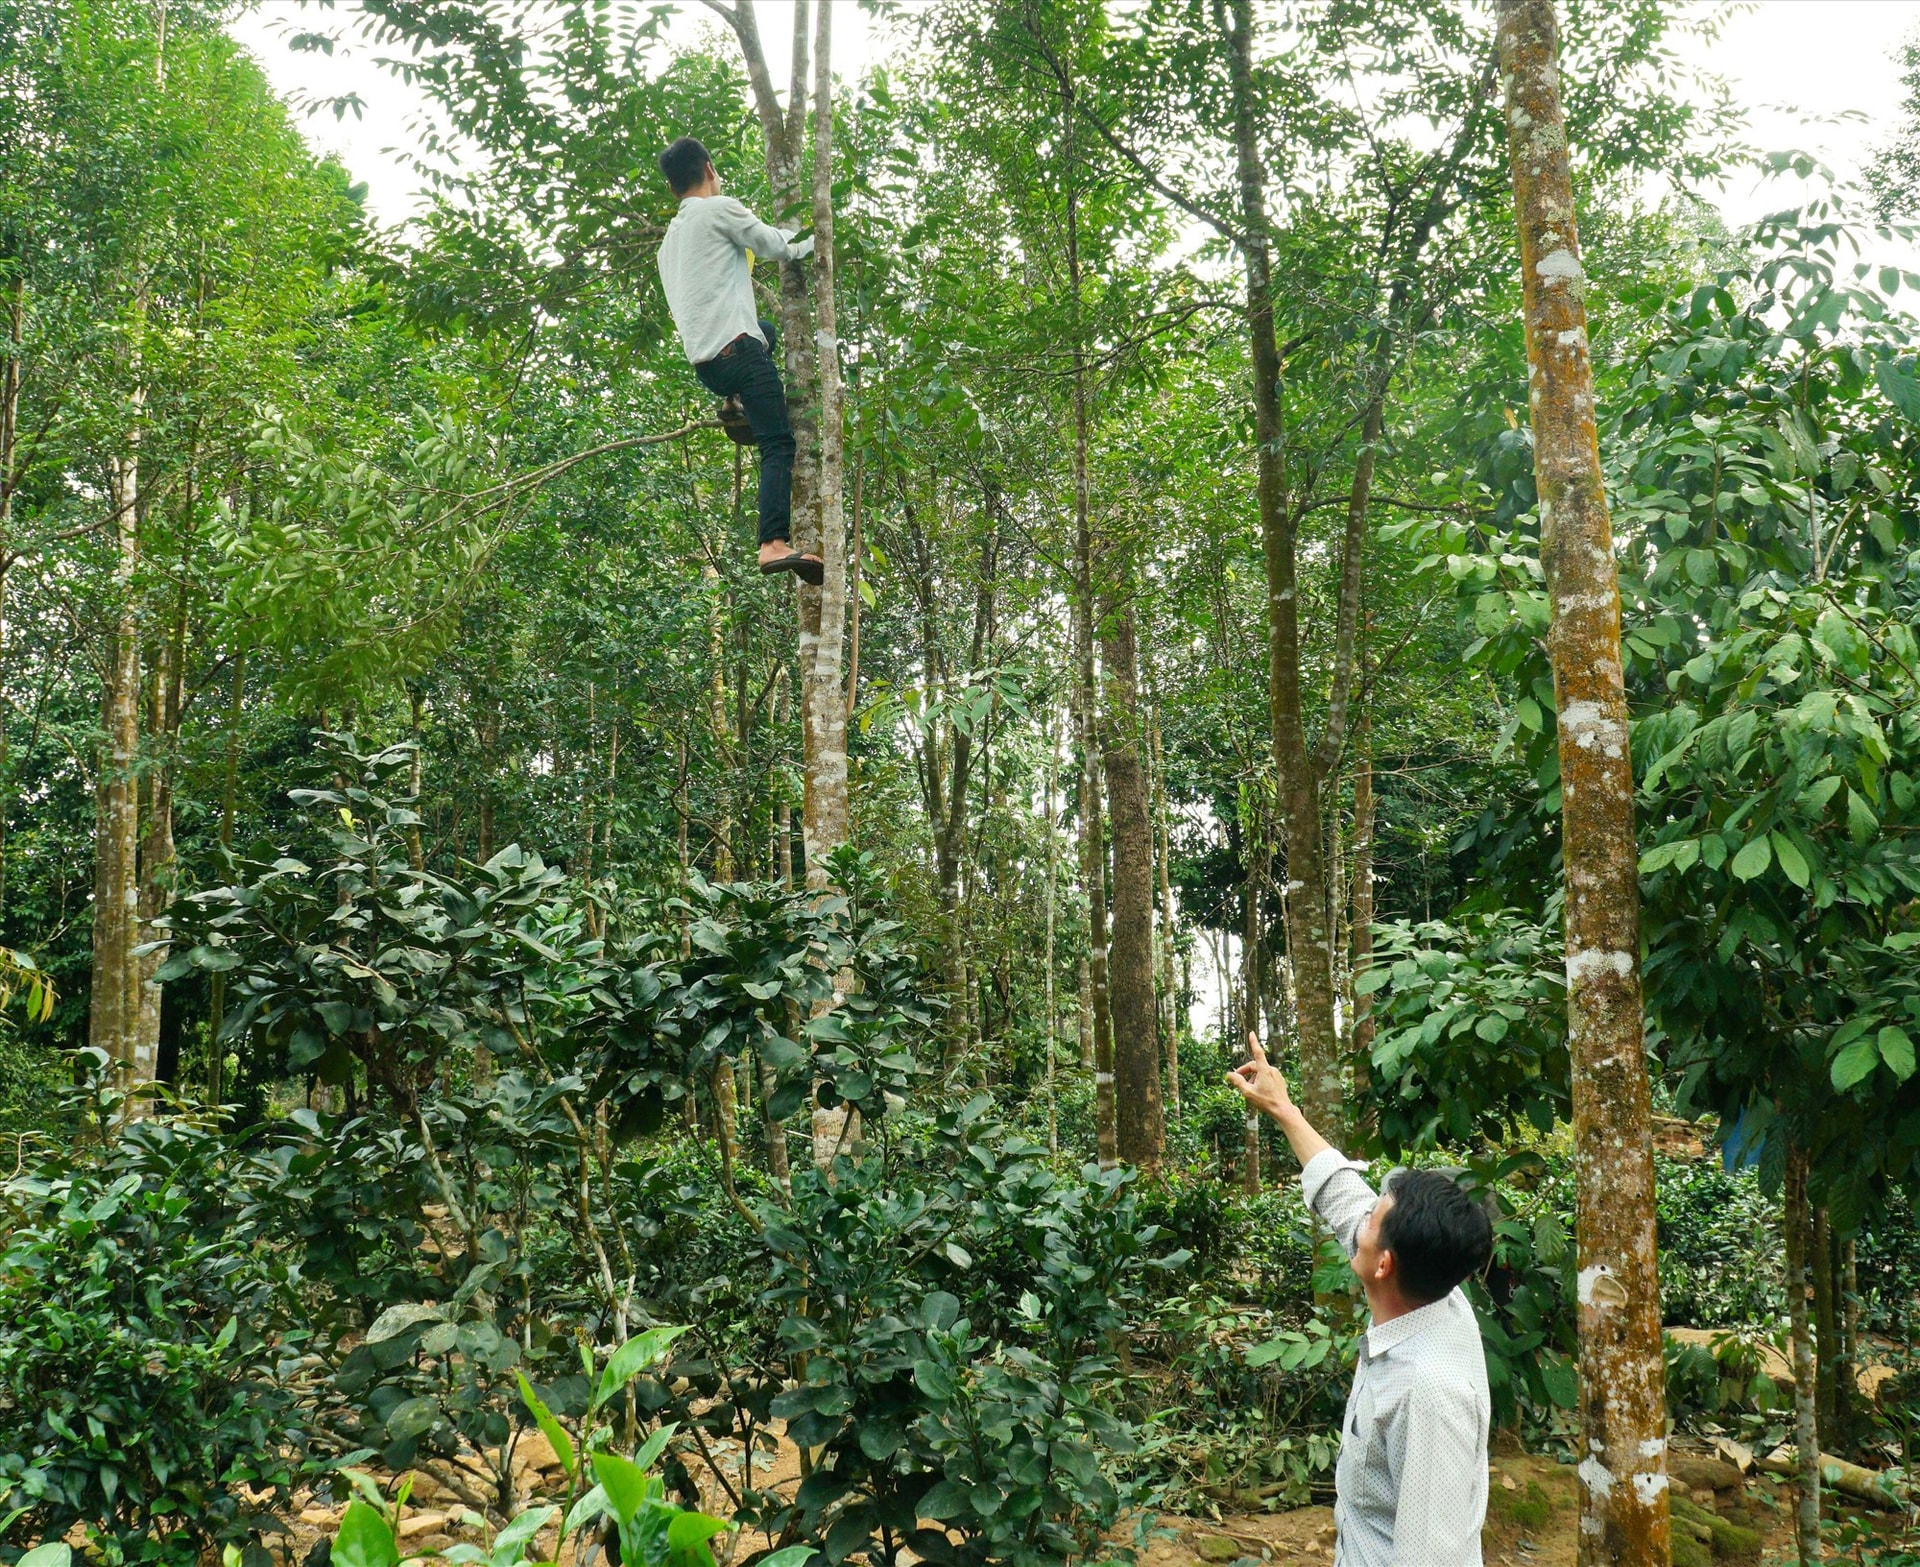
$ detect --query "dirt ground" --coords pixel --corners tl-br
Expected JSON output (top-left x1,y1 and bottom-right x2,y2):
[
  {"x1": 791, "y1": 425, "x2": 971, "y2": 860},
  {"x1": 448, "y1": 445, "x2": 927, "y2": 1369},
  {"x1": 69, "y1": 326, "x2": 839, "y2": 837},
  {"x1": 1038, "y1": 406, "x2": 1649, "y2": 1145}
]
[{"x1": 272, "y1": 1425, "x2": 1905, "y2": 1567}]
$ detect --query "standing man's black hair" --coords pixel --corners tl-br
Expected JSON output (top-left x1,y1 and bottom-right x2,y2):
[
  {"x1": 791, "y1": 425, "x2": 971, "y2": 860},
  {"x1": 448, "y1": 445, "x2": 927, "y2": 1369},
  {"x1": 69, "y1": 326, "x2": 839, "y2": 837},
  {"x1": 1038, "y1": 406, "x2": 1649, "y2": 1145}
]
[
  {"x1": 659, "y1": 137, "x2": 713, "y2": 197},
  {"x1": 1378, "y1": 1169, "x2": 1495, "y2": 1304}
]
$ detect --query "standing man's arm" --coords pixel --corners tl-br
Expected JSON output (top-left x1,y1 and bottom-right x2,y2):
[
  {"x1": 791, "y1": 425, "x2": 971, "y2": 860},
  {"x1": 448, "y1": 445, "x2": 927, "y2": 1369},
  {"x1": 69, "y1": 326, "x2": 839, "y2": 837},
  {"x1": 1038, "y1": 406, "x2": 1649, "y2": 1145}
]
[
  {"x1": 1228, "y1": 1032, "x2": 1378, "y2": 1255},
  {"x1": 715, "y1": 197, "x2": 814, "y2": 261},
  {"x1": 1388, "y1": 1369, "x2": 1487, "y2": 1567}
]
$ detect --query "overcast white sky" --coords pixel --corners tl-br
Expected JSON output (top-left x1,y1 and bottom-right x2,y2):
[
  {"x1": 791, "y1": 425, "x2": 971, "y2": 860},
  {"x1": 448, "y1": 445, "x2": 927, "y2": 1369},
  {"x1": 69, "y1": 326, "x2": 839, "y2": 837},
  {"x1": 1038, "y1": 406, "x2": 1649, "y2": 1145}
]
[{"x1": 231, "y1": 1, "x2": 1920, "y2": 231}]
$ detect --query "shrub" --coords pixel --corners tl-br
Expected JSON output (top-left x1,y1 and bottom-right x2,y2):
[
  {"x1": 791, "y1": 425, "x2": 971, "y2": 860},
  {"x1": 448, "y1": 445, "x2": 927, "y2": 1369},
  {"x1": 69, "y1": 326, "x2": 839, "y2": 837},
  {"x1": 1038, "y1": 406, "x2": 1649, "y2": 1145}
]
[{"x1": 0, "y1": 1097, "x2": 312, "y2": 1561}]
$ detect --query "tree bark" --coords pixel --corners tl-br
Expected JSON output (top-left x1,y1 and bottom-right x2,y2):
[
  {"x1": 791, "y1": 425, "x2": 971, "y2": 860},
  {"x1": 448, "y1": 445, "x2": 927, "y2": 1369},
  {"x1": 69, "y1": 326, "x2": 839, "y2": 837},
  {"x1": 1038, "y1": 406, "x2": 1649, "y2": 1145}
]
[
  {"x1": 1241, "y1": 827, "x2": 1266, "y2": 1195},
  {"x1": 207, "y1": 644, "x2": 244, "y2": 1106},
  {"x1": 1044, "y1": 703, "x2": 1060, "y2": 1155},
  {"x1": 1077, "y1": 632, "x2": 1116, "y2": 1171},
  {"x1": 1349, "y1": 707, "x2": 1377, "y2": 1144},
  {"x1": 710, "y1": 0, "x2": 845, "y2": 884},
  {"x1": 1784, "y1": 1147, "x2": 1823, "y2": 1566},
  {"x1": 1812, "y1": 1204, "x2": 1837, "y2": 1451},
  {"x1": 1151, "y1": 710, "x2": 1180, "y2": 1119},
  {"x1": 1220, "y1": 0, "x2": 1342, "y2": 1135},
  {"x1": 1498, "y1": 5, "x2": 1667, "y2": 1563},
  {"x1": 799, "y1": 0, "x2": 850, "y2": 881},
  {"x1": 135, "y1": 596, "x2": 185, "y2": 1076},
  {"x1": 92, "y1": 449, "x2": 144, "y2": 1098}
]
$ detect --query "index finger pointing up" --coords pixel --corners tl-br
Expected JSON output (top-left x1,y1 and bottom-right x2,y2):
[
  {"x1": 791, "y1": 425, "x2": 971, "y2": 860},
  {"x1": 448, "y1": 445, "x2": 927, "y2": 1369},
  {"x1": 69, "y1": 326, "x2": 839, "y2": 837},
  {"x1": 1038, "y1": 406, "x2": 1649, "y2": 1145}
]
[{"x1": 1246, "y1": 1031, "x2": 1268, "y2": 1065}]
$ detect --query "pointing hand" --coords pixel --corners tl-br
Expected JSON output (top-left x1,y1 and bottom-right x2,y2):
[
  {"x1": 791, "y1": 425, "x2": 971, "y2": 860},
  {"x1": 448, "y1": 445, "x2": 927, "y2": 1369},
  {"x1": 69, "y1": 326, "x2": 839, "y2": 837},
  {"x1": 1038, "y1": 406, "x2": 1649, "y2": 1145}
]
[{"x1": 1227, "y1": 1032, "x2": 1294, "y2": 1120}]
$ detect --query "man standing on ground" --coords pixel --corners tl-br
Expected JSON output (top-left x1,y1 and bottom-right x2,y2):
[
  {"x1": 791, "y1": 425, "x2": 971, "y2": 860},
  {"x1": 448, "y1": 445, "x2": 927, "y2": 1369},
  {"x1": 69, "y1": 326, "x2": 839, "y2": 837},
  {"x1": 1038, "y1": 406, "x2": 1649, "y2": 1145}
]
[
  {"x1": 1229, "y1": 1033, "x2": 1494, "y2": 1566},
  {"x1": 656, "y1": 136, "x2": 823, "y2": 585}
]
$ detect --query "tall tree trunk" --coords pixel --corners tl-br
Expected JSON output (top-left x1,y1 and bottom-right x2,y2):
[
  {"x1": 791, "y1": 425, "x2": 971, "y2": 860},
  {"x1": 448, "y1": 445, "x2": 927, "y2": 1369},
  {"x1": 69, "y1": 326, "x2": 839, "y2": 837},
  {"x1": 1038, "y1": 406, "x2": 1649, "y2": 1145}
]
[
  {"x1": 798, "y1": 0, "x2": 849, "y2": 883},
  {"x1": 1076, "y1": 606, "x2": 1116, "y2": 1170},
  {"x1": 706, "y1": 562, "x2": 734, "y2": 881},
  {"x1": 1499, "y1": 5, "x2": 1667, "y2": 1562},
  {"x1": 1220, "y1": 0, "x2": 1341, "y2": 1134},
  {"x1": 406, "y1": 685, "x2": 427, "y2": 873},
  {"x1": 207, "y1": 644, "x2": 244, "y2": 1107},
  {"x1": 1349, "y1": 707, "x2": 1377, "y2": 1144},
  {"x1": 763, "y1": 668, "x2": 793, "y2": 1191},
  {"x1": 92, "y1": 449, "x2": 144, "y2": 1097},
  {"x1": 1044, "y1": 703, "x2": 1060, "y2": 1156},
  {"x1": 1240, "y1": 830, "x2": 1266, "y2": 1195},
  {"x1": 712, "y1": 0, "x2": 846, "y2": 885},
  {"x1": 1096, "y1": 562, "x2": 1162, "y2": 1170},
  {"x1": 1151, "y1": 710, "x2": 1180, "y2": 1119},
  {"x1": 0, "y1": 272, "x2": 22, "y2": 919},
  {"x1": 1813, "y1": 1204, "x2": 1837, "y2": 1451},
  {"x1": 477, "y1": 702, "x2": 498, "y2": 865},
  {"x1": 135, "y1": 596, "x2": 186, "y2": 1077},
  {"x1": 1784, "y1": 1147, "x2": 1822, "y2": 1567}
]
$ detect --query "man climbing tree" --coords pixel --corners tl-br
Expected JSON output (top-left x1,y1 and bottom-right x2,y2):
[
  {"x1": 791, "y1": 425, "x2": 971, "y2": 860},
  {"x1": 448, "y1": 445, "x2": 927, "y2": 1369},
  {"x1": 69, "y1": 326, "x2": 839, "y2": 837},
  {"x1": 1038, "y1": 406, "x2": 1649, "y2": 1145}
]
[
  {"x1": 1497, "y1": 2, "x2": 1670, "y2": 1563},
  {"x1": 655, "y1": 136, "x2": 823, "y2": 584}
]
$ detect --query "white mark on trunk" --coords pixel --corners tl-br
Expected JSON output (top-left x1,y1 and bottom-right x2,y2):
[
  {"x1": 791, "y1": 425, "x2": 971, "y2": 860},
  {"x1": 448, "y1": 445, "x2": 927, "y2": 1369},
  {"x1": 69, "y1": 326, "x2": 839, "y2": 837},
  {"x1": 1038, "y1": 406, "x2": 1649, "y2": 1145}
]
[
  {"x1": 1633, "y1": 1471, "x2": 1669, "y2": 1504},
  {"x1": 1536, "y1": 248, "x2": 1584, "y2": 287},
  {"x1": 1578, "y1": 1455, "x2": 1614, "y2": 1498},
  {"x1": 1567, "y1": 949, "x2": 1633, "y2": 984},
  {"x1": 1556, "y1": 327, "x2": 1586, "y2": 348},
  {"x1": 1638, "y1": 1436, "x2": 1667, "y2": 1459},
  {"x1": 1094, "y1": 1071, "x2": 1115, "y2": 1085},
  {"x1": 1578, "y1": 1261, "x2": 1629, "y2": 1306},
  {"x1": 1559, "y1": 698, "x2": 1625, "y2": 757}
]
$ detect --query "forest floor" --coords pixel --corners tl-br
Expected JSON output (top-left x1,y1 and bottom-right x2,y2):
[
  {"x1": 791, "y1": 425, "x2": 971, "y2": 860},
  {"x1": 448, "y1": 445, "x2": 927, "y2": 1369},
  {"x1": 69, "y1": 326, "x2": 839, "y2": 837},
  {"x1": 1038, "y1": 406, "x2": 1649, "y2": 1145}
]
[{"x1": 269, "y1": 1412, "x2": 1907, "y2": 1567}]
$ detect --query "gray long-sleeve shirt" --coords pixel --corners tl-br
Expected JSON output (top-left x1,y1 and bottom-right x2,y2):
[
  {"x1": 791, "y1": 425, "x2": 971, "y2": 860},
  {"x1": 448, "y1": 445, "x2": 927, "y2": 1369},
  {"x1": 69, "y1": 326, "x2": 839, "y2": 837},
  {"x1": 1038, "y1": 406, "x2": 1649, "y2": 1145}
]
[
  {"x1": 656, "y1": 194, "x2": 810, "y2": 365},
  {"x1": 1301, "y1": 1147, "x2": 1492, "y2": 1567}
]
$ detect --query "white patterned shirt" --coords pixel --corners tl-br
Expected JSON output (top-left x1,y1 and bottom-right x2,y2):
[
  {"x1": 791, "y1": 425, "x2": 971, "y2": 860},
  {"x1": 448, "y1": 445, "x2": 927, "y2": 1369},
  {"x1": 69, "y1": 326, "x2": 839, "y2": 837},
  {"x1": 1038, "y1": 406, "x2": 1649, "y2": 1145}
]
[
  {"x1": 1301, "y1": 1148, "x2": 1492, "y2": 1567},
  {"x1": 656, "y1": 195, "x2": 810, "y2": 365}
]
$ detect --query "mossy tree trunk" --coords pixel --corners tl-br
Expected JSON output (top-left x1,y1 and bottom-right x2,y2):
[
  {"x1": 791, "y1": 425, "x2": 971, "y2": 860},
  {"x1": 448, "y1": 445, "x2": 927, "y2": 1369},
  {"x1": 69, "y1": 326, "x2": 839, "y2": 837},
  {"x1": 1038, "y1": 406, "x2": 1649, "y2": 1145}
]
[{"x1": 1497, "y1": 3, "x2": 1669, "y2": 1562}]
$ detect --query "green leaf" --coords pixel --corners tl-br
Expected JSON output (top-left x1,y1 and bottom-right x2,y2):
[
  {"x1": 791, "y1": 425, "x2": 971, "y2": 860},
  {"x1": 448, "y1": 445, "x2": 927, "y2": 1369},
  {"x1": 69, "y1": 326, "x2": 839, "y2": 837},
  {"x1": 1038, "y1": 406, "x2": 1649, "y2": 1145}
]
[
  {"x1": 593, "y1": 1452, "x2": 652, "y2": 1524},
  {"x1": 1879, "y1": 1026, "x2": 1916, "y2": 1082},
  {"x1": 18, "y1": 1548, "x2": 74, "y2": 1567},
  {"x1": 1770, "y1": 832, "x2": 1809, "y2": 889},
  {"x1": 514, "y1": 1371, "x2": 575, "y2": 1480},
  {"x1": 594, "y1": 1326, "x2": 687, "y2": 1412},
  {"x1": 1847, "y1": 789, "x2": 1879, "y2": 845},
  {"x1": 492, "y1": 1506, "x2": 559, "y2": 1564},
  {"x1": 1875, "y1": 361, "x2": 1920, "y2": 422},
  {"x1": 1539, "y1": 1353, "x2": 1578, "y2": 1410},
  {"x1": 1831, "y1": 1035, "x2": 1881, "y2": 1091},
  {"x1": 632, "y1": 1421, "x2": 678, "y2": 1473},
  {"x1": 365, "y1": 1303, "x2": 445, "y2": 1344},
  {"x1": 917, "y1": 1480, "x2": 970, "y2": 1520},
  {"x1": 757, "y1": 1549, "x2": 818, "y2": 1567},
  {"x1": 1731, "y1": 835, "x2": 1773, "y2": 880},
  {"x1": 331, "y1": 1501, "x2": 401, "y2": 1567},
  {"x1": 666, "y1": 1509, "x2": 731, "y2": 1560}
]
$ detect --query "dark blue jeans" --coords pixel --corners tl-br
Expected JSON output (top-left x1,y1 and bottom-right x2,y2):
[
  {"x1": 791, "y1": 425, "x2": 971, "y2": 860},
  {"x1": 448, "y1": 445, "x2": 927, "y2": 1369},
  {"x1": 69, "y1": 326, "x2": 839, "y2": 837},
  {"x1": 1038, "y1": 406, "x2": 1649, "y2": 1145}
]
[{"x1": 694, "y1": 319, "x2": 797, "y2": 547}]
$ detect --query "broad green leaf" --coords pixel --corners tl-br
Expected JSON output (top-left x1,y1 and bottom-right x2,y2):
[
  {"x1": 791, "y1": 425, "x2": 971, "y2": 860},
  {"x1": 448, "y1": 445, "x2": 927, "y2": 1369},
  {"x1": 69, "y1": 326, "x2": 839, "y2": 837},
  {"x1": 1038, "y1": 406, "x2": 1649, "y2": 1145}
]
[
  {"x1": 665, "y1": 1509, "x2": 730, "y2": 1558},
  {"x1": 1730, "y1": 835, "x2": 1772, "y2": 880},
  {"x1": 594, "y1": 1325, "x2": 687, "y2": 1412},
  {"x1": 515, "y1": 1370, "x2": 575, "y2": 1480},
  {"x1": 1770, "y1": 832, "x2": 1809, "y2": 889},
  {"x1": 1875, "y1": 361, "x2": 1920, "y2": 422},
  {"x1": 1879, "y1": 1026, "x2": 1916, "y2": 1082},
  {"x1": 593, "y1": 1452, "x2": 652, "y2": 1523},
  {"x1": 18, "y1": 1548, "x2": 73, "y2": 1567},
  {"x1": 492, "y1": 1505, "x2": 559, "y2": 1563},
  {"x1": 917, "y1": 1480, "x2": 970, "y2": 1520},
  {"x1": 365, "y1": 1303, "x2": 446, "y2": 1344},
  {"x1": 1831, "y1": 1035, "x2": 1881, "y2": 1091},
  {"x1": 331, "y1": 1501, "x2": 400, "y2": 1567}
]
